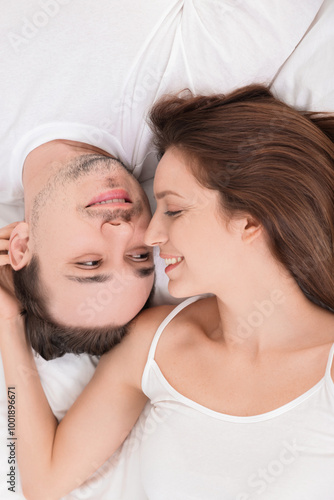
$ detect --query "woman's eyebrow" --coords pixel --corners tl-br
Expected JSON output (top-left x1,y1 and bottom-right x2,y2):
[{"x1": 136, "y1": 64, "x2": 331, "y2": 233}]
[{"x1": 155, "y1": 190, "x2": 185, "y2": 200}]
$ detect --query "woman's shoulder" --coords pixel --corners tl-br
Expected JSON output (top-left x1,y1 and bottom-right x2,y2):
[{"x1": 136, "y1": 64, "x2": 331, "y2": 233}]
[
  {"x1": 98, "y1": 304, "x2": 176, "y2": 390},
  {"x1": 110, "y1": 304, "x2": 176, "y2": 377},
  {"x1": 149, "y1": 295, "x2": 220, "y2": 351},
  {"x1": 135, "y1": 295, "x2": 217, "y2": 335},
  {"x1": 101, "y1": 297, "x2": 217, "y2": 389},
  {"x1": 130, "y1": 295, "x2": 213, "y2": 332},
  {"x1": 130, "y1": 303, "x2": 177, "y2": 340},
  {"x1": 122, "y1": 297, "x2": 210, "y2": 359}
]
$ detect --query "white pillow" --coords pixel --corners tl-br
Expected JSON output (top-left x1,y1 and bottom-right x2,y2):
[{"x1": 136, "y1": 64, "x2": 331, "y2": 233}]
[{"x1": 271, "y1": 0, "x2": 334, "y2": 112}]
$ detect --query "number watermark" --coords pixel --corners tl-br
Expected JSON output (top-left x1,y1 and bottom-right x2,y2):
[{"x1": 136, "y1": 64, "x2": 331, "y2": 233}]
[{"x1": 7, "y1": 387, "x2": 17, "y2": 493}]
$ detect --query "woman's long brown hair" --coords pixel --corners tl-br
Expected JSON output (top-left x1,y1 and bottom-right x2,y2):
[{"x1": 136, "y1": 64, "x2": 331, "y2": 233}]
[{"x1": 149, "y1": 85, "x2": 334, "y2": 311}]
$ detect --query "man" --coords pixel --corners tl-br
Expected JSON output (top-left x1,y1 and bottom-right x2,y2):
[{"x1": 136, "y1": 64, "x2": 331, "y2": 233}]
[{"x1": 8, "y1": 140, "x2": 155, "y2": 359}]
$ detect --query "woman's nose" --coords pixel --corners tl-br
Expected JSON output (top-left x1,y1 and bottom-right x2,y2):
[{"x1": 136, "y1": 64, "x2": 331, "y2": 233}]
[{"x1": 144, "y1": 216, "x2": 167, "y2": 247}]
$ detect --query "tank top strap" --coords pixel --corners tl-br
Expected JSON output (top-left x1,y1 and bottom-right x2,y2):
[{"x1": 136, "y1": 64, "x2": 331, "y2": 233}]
[
  {"x1": 325, "y1": 342, "x2": 334, "y2": 379},
  {"x1": 146, "y1": 296, "x2": 202, "y2": 361}
]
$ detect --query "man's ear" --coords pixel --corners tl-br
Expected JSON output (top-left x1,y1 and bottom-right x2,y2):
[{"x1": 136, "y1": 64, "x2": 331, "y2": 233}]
[{"x1": 9, "y1": 222, "x2": 31, "y2": 270}]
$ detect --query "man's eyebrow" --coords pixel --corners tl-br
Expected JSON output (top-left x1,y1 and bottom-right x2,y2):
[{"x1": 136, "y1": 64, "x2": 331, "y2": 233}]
[
  {"x1": 155, "y1": 190, "x2": 185, "y2": 200},
  {"x1": 134, "y1": 266, "x2": 155, "y2": 278},
  {"x1": 65, "y1": 266, "x2": 155, "y2": 284},
  {"x1": 65, "y1": 274, "x2": 112, "y2": 284}
]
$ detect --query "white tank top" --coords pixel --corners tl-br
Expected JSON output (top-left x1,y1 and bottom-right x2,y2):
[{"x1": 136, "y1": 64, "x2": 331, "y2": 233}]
[{"x1": 141, "y1": 297, "x2": 334, "y2": 500}]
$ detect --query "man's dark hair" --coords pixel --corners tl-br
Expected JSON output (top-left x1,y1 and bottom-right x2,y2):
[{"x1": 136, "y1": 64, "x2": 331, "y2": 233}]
[{"x1": 12, "y1": 256, "x2": 154, "y2": 360}]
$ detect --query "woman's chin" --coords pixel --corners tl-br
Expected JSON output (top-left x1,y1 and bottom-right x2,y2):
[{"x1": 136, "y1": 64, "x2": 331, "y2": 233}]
[{"x1": 168, "y1": 280, "x2": 203, "y2": 299}]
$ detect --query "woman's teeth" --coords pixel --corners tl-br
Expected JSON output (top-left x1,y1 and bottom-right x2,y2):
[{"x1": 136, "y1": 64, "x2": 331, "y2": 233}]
[{"x1": 165, "y1": 257, "x2": 183, "y2": 266}]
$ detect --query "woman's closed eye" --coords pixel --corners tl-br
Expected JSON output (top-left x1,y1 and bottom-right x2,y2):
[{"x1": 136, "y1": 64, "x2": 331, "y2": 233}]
[{"x1": 164, "y1": 210, "x2": 182, "y2": 217}]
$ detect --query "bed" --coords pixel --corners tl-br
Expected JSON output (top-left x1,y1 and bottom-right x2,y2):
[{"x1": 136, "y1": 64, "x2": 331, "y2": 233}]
[{"x1": 0, "y1": 0, "x2": 333, "y2": 498}]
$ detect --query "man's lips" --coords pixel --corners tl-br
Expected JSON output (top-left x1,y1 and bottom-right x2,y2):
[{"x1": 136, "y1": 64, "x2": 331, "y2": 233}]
[{"x1": 87, "y1": 189, "x2": 132, "y2": 207}]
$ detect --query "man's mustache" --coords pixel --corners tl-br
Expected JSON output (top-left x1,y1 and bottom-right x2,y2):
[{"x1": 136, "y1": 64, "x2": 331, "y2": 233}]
[{"x1": 84, "y1": 199, "x2": 143, "y2": 223}]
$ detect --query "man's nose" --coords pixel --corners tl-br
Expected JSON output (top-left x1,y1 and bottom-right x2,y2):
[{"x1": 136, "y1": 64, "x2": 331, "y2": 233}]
[{"x1": 102, "y1": 217, "x2": 134, "y2": 235}]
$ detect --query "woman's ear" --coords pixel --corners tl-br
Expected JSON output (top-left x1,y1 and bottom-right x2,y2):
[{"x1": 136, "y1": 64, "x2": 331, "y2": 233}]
[
  {"x1": 242, "y1": 215, "x2": 263, "y2": 243},
  {"x1": 9, "y1": 222, "x2": 31, "y2": 270}
]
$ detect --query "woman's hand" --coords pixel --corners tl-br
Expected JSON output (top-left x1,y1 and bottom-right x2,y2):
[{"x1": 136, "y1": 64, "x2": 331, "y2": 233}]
[{"x1": 0, "y1": 222, "x2": 21, "y2": 321}]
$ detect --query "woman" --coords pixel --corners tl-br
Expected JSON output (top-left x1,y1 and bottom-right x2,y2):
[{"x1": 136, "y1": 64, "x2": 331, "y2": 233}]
[{"x1": 1, "y1": 85, "x2": 334, "y2": 499}]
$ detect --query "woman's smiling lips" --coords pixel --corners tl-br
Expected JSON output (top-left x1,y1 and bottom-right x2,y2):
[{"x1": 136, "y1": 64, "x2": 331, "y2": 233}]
[
  {"x1": 160, "y1": 253, "x2": 184, "y2": 273},
  {"x1": 87, "y1": 189, "x2": 132, "y2": 207}
]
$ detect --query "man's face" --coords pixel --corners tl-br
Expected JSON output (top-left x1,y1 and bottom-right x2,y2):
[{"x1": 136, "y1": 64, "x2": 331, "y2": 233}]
[{"x1": 29, "y1": 155, "x2": 154, "y2": 328}]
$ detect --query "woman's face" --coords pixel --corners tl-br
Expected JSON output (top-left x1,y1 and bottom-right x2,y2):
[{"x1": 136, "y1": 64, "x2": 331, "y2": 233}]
[{"x1": 145, "y1": 148, "x2": 246, "y2": 298}]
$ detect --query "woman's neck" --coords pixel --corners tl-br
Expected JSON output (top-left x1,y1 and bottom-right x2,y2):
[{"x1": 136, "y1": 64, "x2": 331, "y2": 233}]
[{"x1": 214, "y1": 257, "x2": 333, "y2": 357}]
